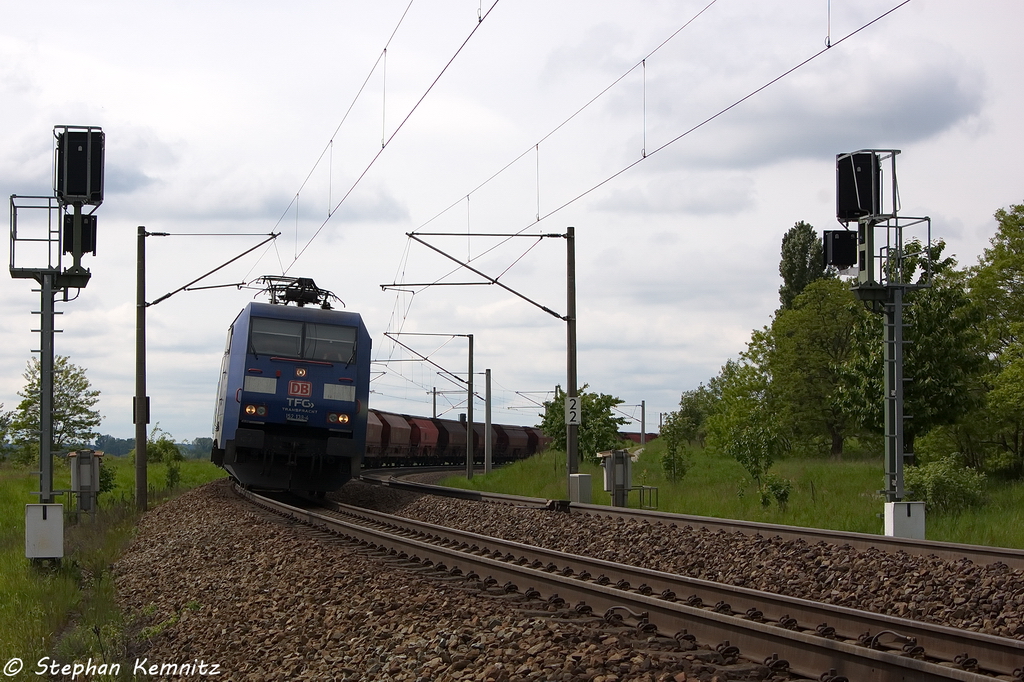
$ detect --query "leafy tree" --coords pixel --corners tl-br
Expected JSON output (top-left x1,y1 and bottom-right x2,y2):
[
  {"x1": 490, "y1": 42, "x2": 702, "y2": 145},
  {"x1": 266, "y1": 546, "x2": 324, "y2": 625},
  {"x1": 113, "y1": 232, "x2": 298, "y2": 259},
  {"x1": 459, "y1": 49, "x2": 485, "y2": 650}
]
[
  {"x1": 676, "y1": 385, "x2": 715, "y2": 447},
  {"x1": 686, "y1": 203, "x2": 1024, "y2": 488},
  {"x1": 187, "y1": 436, "x2": 214, "y2": 459},
  {"x1": 128, "y1": 425, "x2": 184, "y2": 489},
  {"x1": 914, "y1": 413, "x2": 998, "y2": 474},
  {"x1": 132, "y1": 425, "x2": 183, "y2": 465},
  {"x1": 987, "y1": 331, "x2": 1024, "y2": 414},
  {"x1": 11, "y1": 355, "x2": 102, "y2": 453},
  {"x1": 95, "y1": 434, "x2": 135, "y2": 457},
  {"x1": 705, "y1": 336, "x2": 792, "y2": 506},
  {"x1": 971, "y1": 203, "x2": 1024, "y2": 354},
  {"x1": 847, "y1": 243, "x2": 986, "y2": 459},
  {"x1": 966, "y1": 204, "x2": 1024, "y2": 476},
  {"x1": 973, "y1": 330, "x2": 1024, "y2": 477},
  {"x1": 706, "y1": 361, "x2": 784, "y2": 485},
  {"x1": 769, "y1": 278, "x2": 869, "y2": 458},
  {"x1": 902, "y1": 268, "x2": 986, "y2": 455},
  {"x1": 704, "y1": 359, "x2": 739, "y2": 413},
  {"x1": 659, "y1": 411, "x2": 690, "y2": 482},
  {"x1": 538, "y1": 385, "x2": 628, "y2": 462},
  {"x1": 0, "y1": 405, "x2": 12, "y2": 459},
  {"x1": 174, "y1": 436, "x2": 215, "y2": 459},
  {"x1": 778, "y1": 221, "x2": 830, "y2": 310}
]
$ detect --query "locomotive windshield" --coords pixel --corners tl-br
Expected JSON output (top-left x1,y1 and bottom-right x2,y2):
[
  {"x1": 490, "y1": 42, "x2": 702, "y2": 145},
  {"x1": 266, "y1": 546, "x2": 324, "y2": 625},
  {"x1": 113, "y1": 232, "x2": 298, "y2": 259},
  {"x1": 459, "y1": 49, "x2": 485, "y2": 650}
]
[
  {"x1": 249, "y1": 317, "x2": 357, "y2": 363},
  {"x1": 304, "y1": 322, "x2": 357, "y2": 362}
]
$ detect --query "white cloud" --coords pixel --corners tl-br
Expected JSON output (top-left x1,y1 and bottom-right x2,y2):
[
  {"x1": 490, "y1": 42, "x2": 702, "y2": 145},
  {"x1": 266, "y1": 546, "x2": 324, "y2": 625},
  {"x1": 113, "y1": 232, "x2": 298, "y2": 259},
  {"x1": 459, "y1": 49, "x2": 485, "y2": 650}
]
[
  {"x1": 1, "y1": 0, "x2": 1022, "y2": 440},
  {"x1": 596, "y1": 171, "x2": 756, "y2": 215}
]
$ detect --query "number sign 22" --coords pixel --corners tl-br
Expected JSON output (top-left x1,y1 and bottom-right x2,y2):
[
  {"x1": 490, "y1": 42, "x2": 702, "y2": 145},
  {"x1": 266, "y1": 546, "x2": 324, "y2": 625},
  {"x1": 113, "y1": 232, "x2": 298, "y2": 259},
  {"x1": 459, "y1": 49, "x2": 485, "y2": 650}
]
[{"x1": 565, "y1": 396, "x2": 581, "y2": 425}]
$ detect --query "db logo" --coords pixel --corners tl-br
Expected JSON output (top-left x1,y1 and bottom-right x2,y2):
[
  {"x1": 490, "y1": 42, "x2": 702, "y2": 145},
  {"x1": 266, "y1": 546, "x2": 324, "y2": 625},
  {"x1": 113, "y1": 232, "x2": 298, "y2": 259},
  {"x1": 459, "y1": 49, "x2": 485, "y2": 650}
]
[{"x1": 288, "y1": 381, "x2": 312, "y2": 397}]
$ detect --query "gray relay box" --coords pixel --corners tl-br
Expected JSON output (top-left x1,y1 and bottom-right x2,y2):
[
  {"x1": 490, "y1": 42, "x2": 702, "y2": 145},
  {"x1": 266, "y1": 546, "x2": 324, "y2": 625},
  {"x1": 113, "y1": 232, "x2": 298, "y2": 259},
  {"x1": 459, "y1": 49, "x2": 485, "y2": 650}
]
[{"x1": 25, "y1": 504, "x2": 64, "y2": 559}]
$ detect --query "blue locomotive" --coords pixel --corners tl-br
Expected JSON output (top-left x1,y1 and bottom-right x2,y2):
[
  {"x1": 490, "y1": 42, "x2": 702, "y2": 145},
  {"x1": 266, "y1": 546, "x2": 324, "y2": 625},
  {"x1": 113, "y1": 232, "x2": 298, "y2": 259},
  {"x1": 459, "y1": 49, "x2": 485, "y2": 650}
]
[{"x1": 211, "y1": 277, "x2": 371, "y2": 493}]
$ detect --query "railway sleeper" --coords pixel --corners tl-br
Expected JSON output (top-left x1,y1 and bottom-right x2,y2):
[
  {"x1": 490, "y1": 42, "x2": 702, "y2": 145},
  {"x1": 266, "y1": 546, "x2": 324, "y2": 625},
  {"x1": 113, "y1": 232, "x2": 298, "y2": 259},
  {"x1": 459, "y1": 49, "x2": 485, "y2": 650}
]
[{"x1": 246, "y1": 486, "x2": 1021, "y2": 681}]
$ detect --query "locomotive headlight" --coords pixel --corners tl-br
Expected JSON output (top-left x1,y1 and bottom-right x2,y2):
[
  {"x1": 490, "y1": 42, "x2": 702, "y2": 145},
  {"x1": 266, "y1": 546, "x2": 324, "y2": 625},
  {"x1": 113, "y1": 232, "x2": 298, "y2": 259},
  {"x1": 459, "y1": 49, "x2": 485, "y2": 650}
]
[
  {"x1": 256, "y1": 405, "x2": 267, "y2": 417},
  {"x1": 244, "y1": 405, "x2": 257, "y2": 415},
  {"x1": 295, "y1": 367, "x2": 307, "y2": 377},
  {"x1": 327, "y1": 413, "x2": 350, "y2": 425}
]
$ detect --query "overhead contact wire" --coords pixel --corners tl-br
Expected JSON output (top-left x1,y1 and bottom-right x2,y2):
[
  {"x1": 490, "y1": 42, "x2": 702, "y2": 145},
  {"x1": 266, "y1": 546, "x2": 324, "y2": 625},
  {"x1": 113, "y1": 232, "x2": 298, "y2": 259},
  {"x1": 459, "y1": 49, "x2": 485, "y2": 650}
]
[
  {"x1": 414, "y1": 0, "x2": 718, "y2": 236},
  {"x1": 271, "y1": 0, "x2": 417, "y2": 247},
  {"x1": 410, "y1": 0, "x2": 906, "y2": 277},
  {"x1": 404, "y1": 0, "x2": 721, "y2": 292},
  {"x1": 287, "y1": 1, "x2": 503, "y2": 273},
  {"x1": 534, "y1": 1, "x2": 912, "y2": 226}
]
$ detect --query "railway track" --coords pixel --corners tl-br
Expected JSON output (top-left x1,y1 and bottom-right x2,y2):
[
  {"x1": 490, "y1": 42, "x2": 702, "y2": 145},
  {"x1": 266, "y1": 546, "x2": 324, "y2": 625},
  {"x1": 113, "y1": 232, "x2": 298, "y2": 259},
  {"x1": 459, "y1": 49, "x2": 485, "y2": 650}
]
[
  {"x1": 236, "y1": 483, "x2": 1024, "y2": 681},
  {"x1": 359, "y1": 467, "x2": 1024, "y2": 571}
]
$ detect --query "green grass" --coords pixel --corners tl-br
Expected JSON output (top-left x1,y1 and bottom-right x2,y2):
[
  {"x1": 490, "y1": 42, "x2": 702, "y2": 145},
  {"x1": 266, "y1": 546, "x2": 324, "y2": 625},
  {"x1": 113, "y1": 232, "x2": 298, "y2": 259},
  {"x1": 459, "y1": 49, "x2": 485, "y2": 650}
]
[
  {"x1": 442, "y1": 439, "x2": 1024, "y2": 549},
  {"x1": 0, "y1": 455, "x2": 226, "y2": 671},
  {"x1": 98, "y1": 454, "x2": 226, "y2": 508},
  {"x1": 924, "y1": 482, "x2": 1024, "y2": 547}
]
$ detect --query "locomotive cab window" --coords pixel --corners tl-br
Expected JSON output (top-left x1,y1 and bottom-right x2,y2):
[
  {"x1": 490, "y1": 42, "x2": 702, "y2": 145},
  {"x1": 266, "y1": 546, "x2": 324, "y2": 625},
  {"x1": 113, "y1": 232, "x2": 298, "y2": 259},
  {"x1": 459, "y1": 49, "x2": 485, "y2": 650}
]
[
  {"x1": 249, "y1": 317, "x2": 357, "y2": 363},
  {"x1": 250, "y1": 318, "x2": 303, "y2": 357},
  {"x1": 305, "y1": 323, "x2": 357, "y2": 363}
]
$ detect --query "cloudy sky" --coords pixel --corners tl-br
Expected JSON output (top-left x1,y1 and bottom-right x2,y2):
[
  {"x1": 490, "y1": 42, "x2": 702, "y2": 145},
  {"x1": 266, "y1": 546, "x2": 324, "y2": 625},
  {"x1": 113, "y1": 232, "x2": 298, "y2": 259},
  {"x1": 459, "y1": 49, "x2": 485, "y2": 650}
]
[{"x1": 1, "y1": 1, "x2": 1021, "y2": 442}]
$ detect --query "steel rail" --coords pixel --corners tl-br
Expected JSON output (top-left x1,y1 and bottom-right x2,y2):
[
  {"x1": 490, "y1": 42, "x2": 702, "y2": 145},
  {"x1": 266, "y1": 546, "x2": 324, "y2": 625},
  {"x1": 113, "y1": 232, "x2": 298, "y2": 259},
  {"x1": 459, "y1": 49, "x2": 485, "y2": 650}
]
[
  {"x1": 360, "y1": 468, "x2": 1024, "y2": 570},
  {"x1": 326, "y1": 489, "x2": 1024, "y2": 678},
  {"x1": 238, "y1": 485, "x2": 1021, "y2": 680}
]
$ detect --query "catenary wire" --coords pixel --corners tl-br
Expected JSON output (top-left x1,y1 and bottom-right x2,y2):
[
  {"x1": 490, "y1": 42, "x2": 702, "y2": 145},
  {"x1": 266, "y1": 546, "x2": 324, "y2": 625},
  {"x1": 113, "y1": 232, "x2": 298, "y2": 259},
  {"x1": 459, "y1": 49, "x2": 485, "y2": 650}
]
[
  {"x1": 270, "y1": 0, "x2": 418, "y2": 238},
  {"x1": 403, "y1": 1, "x2": 910, "y2": 294},
  {"x1": 383, "y1": 2, "x2": 909, "y2": 414},
  {"x1": 284, "y1": 1, "x2": 503, "y2": 274},
  {"x1": 380, "y1": 1, "x2": 721, "y2": 328},
  {"x1": 533, "y1": 1, "x2": 911, "y2": 226}
]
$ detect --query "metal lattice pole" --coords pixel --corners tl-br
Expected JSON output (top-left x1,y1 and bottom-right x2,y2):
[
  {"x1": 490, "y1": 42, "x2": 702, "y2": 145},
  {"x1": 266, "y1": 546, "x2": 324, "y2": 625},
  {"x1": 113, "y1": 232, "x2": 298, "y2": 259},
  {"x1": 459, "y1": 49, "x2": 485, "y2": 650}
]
[
  {"x1": 38, "y1": 273, "x2": 56, "y2": 504},
  {"x1": 883, "y1": 287, "x2": 906, "y2": 502}
]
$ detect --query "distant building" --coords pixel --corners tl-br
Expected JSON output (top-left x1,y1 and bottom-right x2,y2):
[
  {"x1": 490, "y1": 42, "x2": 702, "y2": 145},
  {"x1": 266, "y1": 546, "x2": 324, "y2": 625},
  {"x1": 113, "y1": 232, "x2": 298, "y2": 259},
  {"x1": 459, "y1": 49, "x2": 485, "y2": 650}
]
[{"x1": 618, "y1": 432, "x2": 659, "y2": 445}]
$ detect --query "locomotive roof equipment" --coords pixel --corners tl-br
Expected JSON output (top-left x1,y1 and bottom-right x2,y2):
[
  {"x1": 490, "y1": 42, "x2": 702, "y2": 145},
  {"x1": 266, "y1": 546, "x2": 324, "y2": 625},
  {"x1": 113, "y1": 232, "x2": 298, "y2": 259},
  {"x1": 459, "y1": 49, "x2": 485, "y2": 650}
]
[{"x1": 255, "y1": 275, "x2": 342, "y2": 309}]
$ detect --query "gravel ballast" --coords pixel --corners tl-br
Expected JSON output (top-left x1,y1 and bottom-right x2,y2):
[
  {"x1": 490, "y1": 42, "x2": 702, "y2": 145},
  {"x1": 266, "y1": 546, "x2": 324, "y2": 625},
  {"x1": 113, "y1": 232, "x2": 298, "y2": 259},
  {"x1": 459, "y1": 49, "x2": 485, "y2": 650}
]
[
  {"x1": 115, "y1": 480, "x2": 774, "y2": 682},
  {"x1": 333, "y1": 481, "x2": 1024, "y2": 641}
]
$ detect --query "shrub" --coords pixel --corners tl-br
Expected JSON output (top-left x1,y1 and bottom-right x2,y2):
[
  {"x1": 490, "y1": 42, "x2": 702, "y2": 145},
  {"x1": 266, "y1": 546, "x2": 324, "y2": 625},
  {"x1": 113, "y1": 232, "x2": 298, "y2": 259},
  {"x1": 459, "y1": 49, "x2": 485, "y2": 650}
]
[
  {"x1": 660, "y1": 411, "x2": 690, "y2": 482},
  {"x1": 98, "y1": 460, "x2": 117, "y2": 496},
  {"x1": 904, "y1": 455, "x2": 986, "y2": 514},
  {"x1": 761, "y1": 473, "x2": 793, "y2": 509},
  {"x1": 662, "y1": 448, "x2": 690, "y2": 482},
  {"x1": 166, "y1": 459, "x2": 181, "y2": 490}
]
